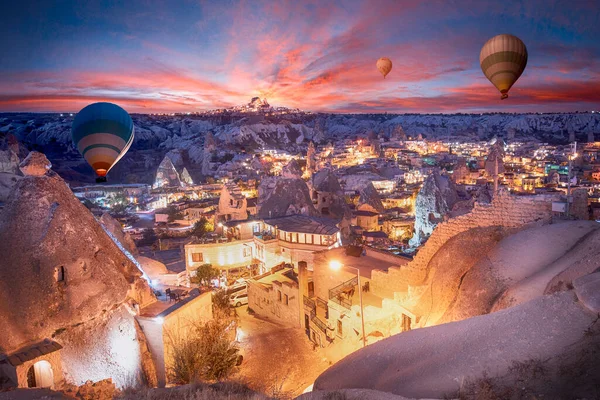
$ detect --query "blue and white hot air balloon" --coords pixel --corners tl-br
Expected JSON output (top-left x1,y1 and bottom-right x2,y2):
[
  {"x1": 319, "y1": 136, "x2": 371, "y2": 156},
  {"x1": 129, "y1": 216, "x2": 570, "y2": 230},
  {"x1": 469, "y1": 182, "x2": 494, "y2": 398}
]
[{"x1": 71, "y1": 102, "x2": 134, "y2": 182}]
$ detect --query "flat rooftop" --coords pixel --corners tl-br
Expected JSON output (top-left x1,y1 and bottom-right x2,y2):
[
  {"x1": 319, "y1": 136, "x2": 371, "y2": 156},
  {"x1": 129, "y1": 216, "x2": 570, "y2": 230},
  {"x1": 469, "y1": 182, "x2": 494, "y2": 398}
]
[{"x1": 321, "y1": 247, "x2": 409, "y2": 279}]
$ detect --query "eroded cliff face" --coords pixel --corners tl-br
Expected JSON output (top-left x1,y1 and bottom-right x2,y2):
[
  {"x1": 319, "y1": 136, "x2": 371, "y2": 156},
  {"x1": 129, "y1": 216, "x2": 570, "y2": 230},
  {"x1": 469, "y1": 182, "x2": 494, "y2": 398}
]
[
  {"x1": 0, "y1": 152, "x2": 156, "y2": 387},
  {"x1": 257, "y1": 177, "x2": 318, "y2": 218},
  {"x1": 409, "y1": 170, "x2": 459, "y2": 247},
  {"x1": 100, "y1": 212, "x2": 139, "y2": 256}
]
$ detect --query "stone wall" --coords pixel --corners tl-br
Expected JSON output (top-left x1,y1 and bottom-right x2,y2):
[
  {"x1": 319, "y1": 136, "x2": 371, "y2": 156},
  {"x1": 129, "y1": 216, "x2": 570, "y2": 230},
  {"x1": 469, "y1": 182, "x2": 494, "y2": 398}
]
[
  {"x1": 248, "y1": 276, "x2": 300, "y2": 328},
  {"x1": 14, "y1": 351, "x2": 63, "y2": 389},
  {"x1": 371, "y1": 190, "x2": 555, "y2": 297}
]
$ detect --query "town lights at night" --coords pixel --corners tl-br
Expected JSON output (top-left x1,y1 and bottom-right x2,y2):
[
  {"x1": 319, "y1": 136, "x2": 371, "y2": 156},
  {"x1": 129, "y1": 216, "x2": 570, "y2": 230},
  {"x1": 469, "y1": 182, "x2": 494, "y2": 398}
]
[{"x1": 1, "y1": 0, "x2": 598, "y2": 398}]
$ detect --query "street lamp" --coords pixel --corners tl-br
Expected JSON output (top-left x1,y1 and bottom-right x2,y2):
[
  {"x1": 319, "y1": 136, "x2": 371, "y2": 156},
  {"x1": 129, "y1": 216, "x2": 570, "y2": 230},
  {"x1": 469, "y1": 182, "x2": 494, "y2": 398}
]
[{"x1": 329, "y1": 260, "x2": 366, "y2": 348}]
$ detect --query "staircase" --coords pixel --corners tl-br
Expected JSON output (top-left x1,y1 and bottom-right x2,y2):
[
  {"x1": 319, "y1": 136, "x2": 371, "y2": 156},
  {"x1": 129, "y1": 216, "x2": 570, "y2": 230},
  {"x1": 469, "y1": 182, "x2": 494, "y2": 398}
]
[{"x1": 304, "y1": 295, "x2": 330, "y2": 337}]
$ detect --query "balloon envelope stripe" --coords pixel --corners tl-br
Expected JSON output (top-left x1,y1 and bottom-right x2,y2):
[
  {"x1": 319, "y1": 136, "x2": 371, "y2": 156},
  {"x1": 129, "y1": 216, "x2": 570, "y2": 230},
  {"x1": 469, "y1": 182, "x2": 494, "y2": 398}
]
[
  {"x1": 480, "y1": 51, "x2": 527, "y2": 75},
  {"x1": 82, "y1": 143, "x2": 121, "y2": 156},
  {"x1": 72, "y1": 119, "x2": 133, "y2": 144},
  {"x1": 76, "y1": 133, "x2": 127, "y2": 154}
]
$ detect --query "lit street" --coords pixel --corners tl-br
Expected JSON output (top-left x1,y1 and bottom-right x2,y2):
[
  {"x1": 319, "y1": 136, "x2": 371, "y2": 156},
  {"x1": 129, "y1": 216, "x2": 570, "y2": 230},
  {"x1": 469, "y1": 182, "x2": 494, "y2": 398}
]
[{"x1": 234, "y1": 308, "x2": 331, "y2": 397}]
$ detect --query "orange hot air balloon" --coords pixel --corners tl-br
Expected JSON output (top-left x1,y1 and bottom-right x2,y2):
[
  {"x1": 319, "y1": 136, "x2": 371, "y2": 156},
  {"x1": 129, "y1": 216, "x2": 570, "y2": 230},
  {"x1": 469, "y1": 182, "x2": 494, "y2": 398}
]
[
  {"x1": 480, "y1": 34, "x2": 528, "y2": 100},
  {"x1": 376, "y1": 57, "x2": 392, "y2": 78}
]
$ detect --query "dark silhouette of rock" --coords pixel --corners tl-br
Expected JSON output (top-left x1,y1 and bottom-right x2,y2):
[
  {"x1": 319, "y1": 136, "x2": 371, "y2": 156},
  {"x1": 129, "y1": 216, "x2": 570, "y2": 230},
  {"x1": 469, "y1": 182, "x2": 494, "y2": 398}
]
[{"x1": 258, "y1": 177, "x2": 318, "y2": 218}]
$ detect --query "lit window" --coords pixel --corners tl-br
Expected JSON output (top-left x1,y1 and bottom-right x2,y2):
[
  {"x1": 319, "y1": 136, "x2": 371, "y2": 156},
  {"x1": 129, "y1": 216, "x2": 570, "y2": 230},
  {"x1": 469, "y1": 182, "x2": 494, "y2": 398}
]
[
  {"x1": 337, "y1": 320, "x2": 343, "y2": 336},
  {"x1": 192, "y1": 253, "x2": 203, "y2": 262}
]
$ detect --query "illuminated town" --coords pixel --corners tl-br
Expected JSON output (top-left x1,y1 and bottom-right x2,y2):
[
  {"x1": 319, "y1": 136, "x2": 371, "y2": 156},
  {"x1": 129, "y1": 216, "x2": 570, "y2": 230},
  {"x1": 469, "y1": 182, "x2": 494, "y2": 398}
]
[{"x1": 1, "y1": 1, "x2": 600, "y2": 400}]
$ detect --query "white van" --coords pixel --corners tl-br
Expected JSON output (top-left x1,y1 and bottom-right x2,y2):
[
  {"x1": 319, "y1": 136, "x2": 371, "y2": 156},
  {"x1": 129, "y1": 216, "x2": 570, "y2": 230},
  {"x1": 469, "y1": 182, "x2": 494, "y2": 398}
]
[{"x1": 229, "y1": 291, "x2": 248, "y2": 307}]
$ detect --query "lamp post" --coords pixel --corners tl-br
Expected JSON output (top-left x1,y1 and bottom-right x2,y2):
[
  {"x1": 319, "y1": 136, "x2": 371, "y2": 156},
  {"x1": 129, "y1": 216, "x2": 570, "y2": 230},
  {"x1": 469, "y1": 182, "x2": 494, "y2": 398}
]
[{"x1": 329, "y1": 260, "x2": 366, "y2": 348}]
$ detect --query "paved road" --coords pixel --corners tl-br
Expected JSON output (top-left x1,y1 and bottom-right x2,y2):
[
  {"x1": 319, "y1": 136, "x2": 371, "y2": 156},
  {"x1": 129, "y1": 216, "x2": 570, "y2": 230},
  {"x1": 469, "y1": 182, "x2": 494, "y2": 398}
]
[{"x1": 234, "y1": 308, "x2": 331, "y2": 398}]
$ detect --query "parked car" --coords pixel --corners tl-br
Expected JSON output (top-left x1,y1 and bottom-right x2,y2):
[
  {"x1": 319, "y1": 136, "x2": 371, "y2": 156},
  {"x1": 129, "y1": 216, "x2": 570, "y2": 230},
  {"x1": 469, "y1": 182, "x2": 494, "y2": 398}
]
[
  {"x1": 229, "y1": 291, "x2": 248, "y2": 307},
  {"x1": 226, "y1": 281, "x2": 248, "y2": 295}
]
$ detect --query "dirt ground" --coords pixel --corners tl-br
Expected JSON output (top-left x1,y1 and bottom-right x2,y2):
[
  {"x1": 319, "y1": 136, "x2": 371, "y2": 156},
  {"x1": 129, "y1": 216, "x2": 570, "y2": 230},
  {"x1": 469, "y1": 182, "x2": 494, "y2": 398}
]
[{"x1": 233, "y1": 308, "x2": 331, "y2": 398}]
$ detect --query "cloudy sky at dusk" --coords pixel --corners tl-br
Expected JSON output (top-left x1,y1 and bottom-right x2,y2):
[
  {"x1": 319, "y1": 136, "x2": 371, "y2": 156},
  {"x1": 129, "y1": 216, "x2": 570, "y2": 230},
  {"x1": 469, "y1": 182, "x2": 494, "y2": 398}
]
[{"x1": 1, "y1": 0, "x2": 599, "y2": 114}]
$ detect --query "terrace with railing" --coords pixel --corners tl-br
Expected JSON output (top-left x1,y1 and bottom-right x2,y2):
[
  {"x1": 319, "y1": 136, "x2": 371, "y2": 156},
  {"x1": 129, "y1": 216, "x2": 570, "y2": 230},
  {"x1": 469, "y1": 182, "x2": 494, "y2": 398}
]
[{"x1": 328, "y1": 276, "x2": 358, "y2": 310}]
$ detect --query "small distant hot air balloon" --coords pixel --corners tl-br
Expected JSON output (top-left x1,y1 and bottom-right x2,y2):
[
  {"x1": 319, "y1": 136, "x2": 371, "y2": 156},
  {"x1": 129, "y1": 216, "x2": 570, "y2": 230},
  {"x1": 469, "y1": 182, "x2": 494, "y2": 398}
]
[
  {"x1": 376, "y1": 57, "x2": 392, "y2": 78},
  {"x1": 480, "y1": 34, "x2": 528, "y2": 100},
  {"x1": 72, "y1": 102, "x2": 134, "y2": 182}
]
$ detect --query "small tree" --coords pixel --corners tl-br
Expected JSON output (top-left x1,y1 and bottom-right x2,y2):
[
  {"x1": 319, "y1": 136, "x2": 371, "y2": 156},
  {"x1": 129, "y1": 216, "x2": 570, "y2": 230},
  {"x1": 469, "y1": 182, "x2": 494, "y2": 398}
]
[
  {"x1": 192, "y1": 264, "x2": 220, "y2": 285},
  {"x1": 191, "y1": 216, "x2": 213, "y2": 238},
  {"x1": 167, "y1": 206, "x2": 184, "y2": 223},
  {"x1": 139, "y1": 228, "x2": 158, "y2": 246},
  {"x1": 167, "y1": 317, "x2": 240, "y2": 384}
]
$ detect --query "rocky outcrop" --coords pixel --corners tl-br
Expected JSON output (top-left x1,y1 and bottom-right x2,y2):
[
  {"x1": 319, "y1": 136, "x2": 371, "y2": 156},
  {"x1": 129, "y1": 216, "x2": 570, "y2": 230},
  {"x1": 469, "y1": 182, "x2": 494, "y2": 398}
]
[
  {"x1": 99, "y1": 213, "x2": 138, "y2": 256},
  {"x1": 358, "y1": 182, "x2": 384, "y2": 213},
  {"x1": 370, "y1": 190, "x2": 556, "y2": 305},
  {"x1": 484, "y1": 140, "x2": 505, "y2": 177},
  {"x1": 281, "y1": 159, "x2": 302, "y2": 179},
  {"x1": 573, "y1": 271, "x2": 600, "y2": 313},
  {"x1": 19, "y1": 151, "x2": 52, "y2": 176},
  {"x1": 180, "y1": 167, "x2": 194, "y2": 185},
  {"x1": 257, "y1": 177, "x2": 318, "y2": 218},
  {"x1": 153, "y1": 155, "x2": 181, "y2": 188},
  {"x1": 409, "y1": 170, "x2": 459, "y2": 247},
  {"x1": 314, "y1": 290, "x2": 600, "y2": 399},
  {"x1": 0, "y1": 149, "x2": 20, "y2": 175},
  {"x1": 0, "y1": 157, "x2": 155, "y2": 387}
]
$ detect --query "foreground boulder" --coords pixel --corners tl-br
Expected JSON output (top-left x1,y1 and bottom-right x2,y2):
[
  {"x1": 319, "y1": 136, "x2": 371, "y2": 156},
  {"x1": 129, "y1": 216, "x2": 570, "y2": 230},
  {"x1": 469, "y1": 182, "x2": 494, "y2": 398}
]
[
  {"x1": 0, "y1": 153, "x2": 156, "y2": 387},
  {"x1": 314, "y1": 289, "x2": 600, "y2": 399}
]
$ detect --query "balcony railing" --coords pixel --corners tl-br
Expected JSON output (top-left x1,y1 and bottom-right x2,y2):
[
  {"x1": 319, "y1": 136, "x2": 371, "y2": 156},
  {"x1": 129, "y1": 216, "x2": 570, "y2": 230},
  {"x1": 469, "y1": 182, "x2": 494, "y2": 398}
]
[
  {"x1": 303, "y1": 295, "x2": 316, "y2": 311},
  {"x1": 316, "y1": 297, "x2": 328, "y2": 310},
  {"x1": 328, "y1": 276, "x2": 358, "y2": 310}
]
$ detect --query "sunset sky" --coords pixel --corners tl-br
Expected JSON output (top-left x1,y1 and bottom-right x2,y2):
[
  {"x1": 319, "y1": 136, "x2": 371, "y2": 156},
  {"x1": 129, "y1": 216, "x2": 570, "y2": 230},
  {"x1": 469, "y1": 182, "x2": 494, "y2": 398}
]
[{"x1": 1, "y1": 0, "x2": 599, "y2": 114}]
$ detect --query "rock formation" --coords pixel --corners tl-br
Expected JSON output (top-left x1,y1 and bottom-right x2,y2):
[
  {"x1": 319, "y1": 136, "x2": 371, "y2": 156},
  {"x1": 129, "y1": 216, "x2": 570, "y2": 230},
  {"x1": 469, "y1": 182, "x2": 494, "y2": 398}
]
[
  {"x1": 281, "y1": 159, "x2": 302, "y2": 179},
  {"x1": 257, "y1": 177, "x2": 318, "y2": 219},
  {"x1": 153, "y1": 155, "x2": 181, "y2": 188},
  {"x1": 484, "y1": 140, "x2": 505, "y2": 177},
  {"x1": 0, "y1": 148, "x2": 20, "y2": 175},
  {"x1": 357, "y1": 182, "x2": 385, "y2": 214},
  {"x1": 19, "y1": 151, "x2": 52, "y2": 176},
  {"x1": 409, "y1": 170, "x2": 459, "y2": 247},
  {"x1": 180, "y1": 167, "x2": 194, "y2": 186},
  {"x1": 99, "y1": 213, "x2": 139, "y2": 256},
  {"x1": 306, "y1": 141, "x2": 316, "y2": 175},
  {"x1": 314, "y1": 287, "x2": 600, "y2": 399},
  {"x1": 452, "y1": 158, "x2": 469, "y2": 183},
  {"x1": 312, "y1": 168, "x2": 351, "y2": 220},
  {"x1": 0, "y1": 152, "x2": 156, "y2": 387}
]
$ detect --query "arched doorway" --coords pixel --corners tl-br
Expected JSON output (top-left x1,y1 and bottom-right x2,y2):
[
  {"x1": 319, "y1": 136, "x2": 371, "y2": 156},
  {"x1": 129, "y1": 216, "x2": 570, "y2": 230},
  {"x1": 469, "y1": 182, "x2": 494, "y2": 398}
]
[{"x1": 26, "y1": 360, "x2": 54, "y2": 388}]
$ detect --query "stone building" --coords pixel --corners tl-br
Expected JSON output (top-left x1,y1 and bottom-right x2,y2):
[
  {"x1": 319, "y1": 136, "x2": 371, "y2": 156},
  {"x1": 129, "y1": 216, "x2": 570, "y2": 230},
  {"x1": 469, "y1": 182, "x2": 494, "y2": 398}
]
[
  {"x1": 217, "y1": 182, "x2": 248, "y2": 222},
  {"x1": 137, "y1": 290, "x2": 212, "y2": 387},
  {"x1": 247, "y1": 265, "x2": 300, "y2": 327},
  {"x1": 185, "y1": 215, "x2": 342, "y2": 277},
  {"x1": 0, "y1": 340, "x2": 63, "y2": 389}
]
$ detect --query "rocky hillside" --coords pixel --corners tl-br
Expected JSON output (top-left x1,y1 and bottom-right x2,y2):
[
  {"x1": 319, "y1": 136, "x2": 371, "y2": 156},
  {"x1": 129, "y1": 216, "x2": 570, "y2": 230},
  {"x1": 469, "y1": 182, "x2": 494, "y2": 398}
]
[
  {"x1": 313, "y1": 219, "x2": 600, "y2": 399},
  {"x1": 0, "y1": 152, "x2": 156, "y2": 387},
  {"x1": 1, "y1": 111, "x2": 599, "y2": 184}
]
